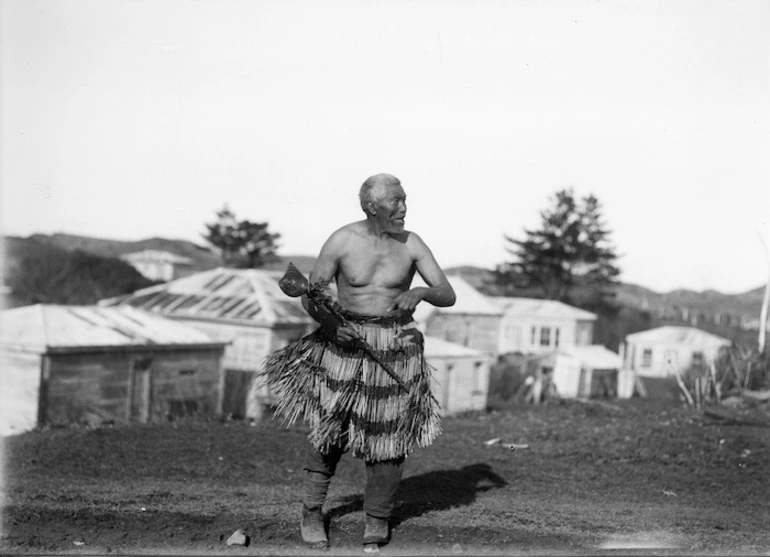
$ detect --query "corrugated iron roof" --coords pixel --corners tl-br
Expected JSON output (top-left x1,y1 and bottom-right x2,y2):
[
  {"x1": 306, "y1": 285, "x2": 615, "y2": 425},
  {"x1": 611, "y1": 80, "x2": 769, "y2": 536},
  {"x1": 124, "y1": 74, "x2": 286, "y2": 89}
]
[
  {"x1": 489, "y1": 297, "x2": 597, "y2": 320},
  {"x1": 424, "y1": 335, "x2": 487, "y2": 359},
  {"x1": 560, "y1": 345, "x2": 622, "y2": 369},
  {"x1": 412, "y1": 275, "x2": 503, "y2": 322},
  {"x1": 99, "y1": 267, "x2": 312, "y2": 326},
  {"x1": 625, "y1": 326, "x2": 731, "y2": 346},
  {"x1": 0, "y1": 305, "x2": 223, "y2": 353}
]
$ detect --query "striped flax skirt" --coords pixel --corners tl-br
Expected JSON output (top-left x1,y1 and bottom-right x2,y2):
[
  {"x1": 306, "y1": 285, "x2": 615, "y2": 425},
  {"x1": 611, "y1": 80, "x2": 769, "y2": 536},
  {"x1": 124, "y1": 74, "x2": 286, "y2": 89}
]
[{"x1": 259, "y1": 309, "x2": 441, "y2": 462}]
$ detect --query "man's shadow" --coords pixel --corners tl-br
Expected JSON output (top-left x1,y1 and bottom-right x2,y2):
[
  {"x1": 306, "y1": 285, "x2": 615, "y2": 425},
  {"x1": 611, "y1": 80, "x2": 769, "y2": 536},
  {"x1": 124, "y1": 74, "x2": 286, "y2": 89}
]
[{"x1": 326, "y1": 463, "x2": 507, "y2": 527}]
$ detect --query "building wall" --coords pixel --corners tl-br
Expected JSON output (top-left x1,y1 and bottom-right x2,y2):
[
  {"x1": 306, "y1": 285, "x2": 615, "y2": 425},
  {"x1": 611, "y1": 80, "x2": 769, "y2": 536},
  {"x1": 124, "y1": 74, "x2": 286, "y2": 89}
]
[
  {"x1": 133, "y1": 261, "x2": 174, "y2": 282},
  {"x1": 0, "y1": 349, "x2": 42, "y2": 435},
  {"x1": 425, "y1": 314, "x2": 501, "y2": 356},
  {"x1": 498, "y1": 315, "x2": 594, "y2": 355},
  {"x1": 550, "y1": 353, "x2": 582, "y2": 398},
  {"x1": 182, "y1": 320, "x2": 310, "y2": 373},
  {"x1": 430, "y1": 356, "x2": 490, "y2": 415},
  {"x1": 625, "y1": 340, "x2": 729, "y2": 377},
  {"x1": 43, "y1": 348, "x2": 223, "y2": 426},
  {"x1": 575, "y1": 320, "x2": 594, "y2": 346},
  {"x1": 183, "y1": 319, "x2": 312, "y2": 418}
]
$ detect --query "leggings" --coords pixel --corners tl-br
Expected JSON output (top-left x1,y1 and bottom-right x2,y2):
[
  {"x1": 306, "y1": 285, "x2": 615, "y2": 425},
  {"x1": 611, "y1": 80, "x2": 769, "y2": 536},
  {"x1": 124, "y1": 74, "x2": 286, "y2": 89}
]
[{"x1": 303, "y1": 443, "x2": 404, "y2": 519}]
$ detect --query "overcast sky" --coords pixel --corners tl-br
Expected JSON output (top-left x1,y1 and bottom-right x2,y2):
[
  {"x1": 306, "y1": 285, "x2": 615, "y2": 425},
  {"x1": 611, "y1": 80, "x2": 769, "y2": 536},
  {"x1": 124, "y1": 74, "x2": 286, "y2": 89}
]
[{"x1": 1, "y1": 0, "x2": 768, "y2": 294}]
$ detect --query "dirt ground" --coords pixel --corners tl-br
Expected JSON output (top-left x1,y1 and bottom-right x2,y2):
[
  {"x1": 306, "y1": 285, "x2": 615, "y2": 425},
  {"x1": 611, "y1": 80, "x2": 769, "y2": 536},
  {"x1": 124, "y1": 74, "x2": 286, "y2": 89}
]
[{"x1": 1, "y1": 397, "x2": 769, "y2": 556}]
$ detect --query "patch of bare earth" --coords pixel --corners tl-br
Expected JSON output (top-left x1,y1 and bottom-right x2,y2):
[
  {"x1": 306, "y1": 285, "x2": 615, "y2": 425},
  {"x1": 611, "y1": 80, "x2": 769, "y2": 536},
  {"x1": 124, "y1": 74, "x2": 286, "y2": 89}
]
[{"x1": 2, "y1": 398, "x2": 769, "y2": 555}]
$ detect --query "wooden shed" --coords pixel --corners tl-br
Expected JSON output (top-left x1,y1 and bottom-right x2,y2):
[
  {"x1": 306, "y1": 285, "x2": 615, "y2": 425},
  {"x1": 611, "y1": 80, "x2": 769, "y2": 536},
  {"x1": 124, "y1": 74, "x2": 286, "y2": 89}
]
[
  {"x1": 0, "y1": 305, "x2": 227, "y2": 436},
  {"x1": 413, "y1": 276, "x2": 504, "y2": 357},
  {"x1": 425, "y1": 336, "x2": 492, "y2": 415},
  {"x1": 99, "y1": 267, "x2": 314, "y2": 418},
  {"x1": 539, "y1": 345, "x2": 623, "y2": 399}
]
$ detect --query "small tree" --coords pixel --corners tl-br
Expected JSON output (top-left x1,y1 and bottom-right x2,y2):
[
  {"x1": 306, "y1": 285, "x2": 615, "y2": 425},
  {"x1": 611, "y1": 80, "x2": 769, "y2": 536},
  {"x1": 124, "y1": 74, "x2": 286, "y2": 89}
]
[
  {"x1": 202, "y1": 205, "x2": 281, "y2": 268},
  {"x1": 497, "y1": 188, "x2": 621, "y2": 304}
]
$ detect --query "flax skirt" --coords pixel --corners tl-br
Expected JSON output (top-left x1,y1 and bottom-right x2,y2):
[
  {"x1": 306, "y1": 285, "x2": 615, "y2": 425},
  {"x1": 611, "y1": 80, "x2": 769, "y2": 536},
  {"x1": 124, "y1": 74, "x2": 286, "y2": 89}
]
[{"x1": 258, "y1": 310, "x2": 441, "y2": 462}]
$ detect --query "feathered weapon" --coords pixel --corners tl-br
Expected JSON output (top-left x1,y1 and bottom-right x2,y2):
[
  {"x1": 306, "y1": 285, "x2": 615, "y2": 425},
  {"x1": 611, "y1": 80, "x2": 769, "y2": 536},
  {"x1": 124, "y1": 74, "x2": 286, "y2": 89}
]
[{"x1": 279, "y1": 263, "x2": 407, "y2": 391}]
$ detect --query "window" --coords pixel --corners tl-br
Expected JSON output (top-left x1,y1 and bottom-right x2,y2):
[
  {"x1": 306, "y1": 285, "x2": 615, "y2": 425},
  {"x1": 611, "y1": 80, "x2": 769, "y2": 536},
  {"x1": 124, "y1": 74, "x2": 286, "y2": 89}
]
[
  {"x1": 642, "y1": 348, "x2": 653, "y2": 368},
  {"x1": 554, "y1": 328, "x2": 560, "y2": 348},
  {"x1": 472, "y1": 362, "x2": 484, "y2": 395},
  {"x1": 531, "y1": 326, "x2": 537, "y2": 345},
  {"x1": 692, "y1": 351, "x2": 704, "y2": 367},
  {"x1": 179, "y1": 369, "x2": 196, "y2": 376},
  {"x1": 540, "y1": 327, "x2": 551, "y2": 347}
]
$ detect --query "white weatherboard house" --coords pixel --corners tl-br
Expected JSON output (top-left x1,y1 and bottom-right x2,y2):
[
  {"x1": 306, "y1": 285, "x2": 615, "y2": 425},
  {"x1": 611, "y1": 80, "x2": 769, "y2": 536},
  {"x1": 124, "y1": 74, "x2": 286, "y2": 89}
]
[
  {"x1": 99, "y1": 267, "x2": 314, "y2": 417},
  {"x1": 489, "y1": 297, "x2": 597, "y2": 355},
  {"x1": 120, "y1": 249, "x2": 195, "y2": 282},
  {"x1": 622, "y1": 326, "x2": 731, "y2": 378},
  {"x1": 425, "y1": 336, "x2": 492, "y2": 415},
  {"x1": 0, "y1": 305, "x2": 227, "y2": 436}
]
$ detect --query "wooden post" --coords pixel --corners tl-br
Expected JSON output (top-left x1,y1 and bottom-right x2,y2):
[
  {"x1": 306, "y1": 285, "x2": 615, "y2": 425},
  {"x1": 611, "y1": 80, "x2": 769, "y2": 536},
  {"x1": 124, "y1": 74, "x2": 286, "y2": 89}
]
[
  {"x1": 215, "y1": 348, "x2": 226, "y2": 419},
  {"x1": 126, "y1": 357, "x2": 135, "y2": 422},
  {"x1": 37, "y1": 354, "x2": 52, "y2": 428},
  {"x1": 757, "y1": 231, "x2": 770, "y2": 354}
]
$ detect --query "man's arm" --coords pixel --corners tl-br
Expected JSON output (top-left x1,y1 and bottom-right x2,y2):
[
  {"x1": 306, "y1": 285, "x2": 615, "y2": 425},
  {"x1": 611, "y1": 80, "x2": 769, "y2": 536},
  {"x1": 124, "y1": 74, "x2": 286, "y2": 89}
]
[
  {"x1": 389, "y1": 233, "x2": 456, "y2": 312},
  {"x1": 302, "y1": 229, "x2": 358, "y2": 344}
]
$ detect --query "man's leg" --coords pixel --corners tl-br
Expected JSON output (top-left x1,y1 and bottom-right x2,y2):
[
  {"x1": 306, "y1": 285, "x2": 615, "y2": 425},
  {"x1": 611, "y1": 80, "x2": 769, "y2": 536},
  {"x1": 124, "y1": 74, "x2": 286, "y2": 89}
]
[
  {"x1": 362, "y1": 457, "x2": 404, "y2": 545},
  {"x1": 301, "y1": 444, "x2": 344, "y2": 548}
]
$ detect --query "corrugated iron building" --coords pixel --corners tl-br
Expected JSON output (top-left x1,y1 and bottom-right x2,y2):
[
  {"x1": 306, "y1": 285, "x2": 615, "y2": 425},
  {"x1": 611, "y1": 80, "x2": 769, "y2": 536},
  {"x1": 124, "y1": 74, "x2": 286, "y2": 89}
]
[
  {"x1": 425, "y1": 336, "x2": 492, "y2": 415},
  {"x1": 0, "y1": 305, "x2": 227, "y2": 435},
  {"x1": 99, "y1": 267, "x2": 314, "y2": 417}
]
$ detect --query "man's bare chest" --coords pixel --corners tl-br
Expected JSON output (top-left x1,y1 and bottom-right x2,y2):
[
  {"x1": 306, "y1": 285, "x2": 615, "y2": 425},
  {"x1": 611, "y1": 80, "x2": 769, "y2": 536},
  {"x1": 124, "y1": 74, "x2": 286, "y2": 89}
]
[{"x1": 338, "y1": 242, "x2": 414, "y2": 288}]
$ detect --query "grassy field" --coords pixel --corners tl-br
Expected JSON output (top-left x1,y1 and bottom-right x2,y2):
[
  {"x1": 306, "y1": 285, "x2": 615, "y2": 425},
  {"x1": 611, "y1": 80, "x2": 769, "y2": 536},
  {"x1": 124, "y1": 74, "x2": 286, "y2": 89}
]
[{"x1": 1, "y1": 398, "x2": 768, "y2": 556}]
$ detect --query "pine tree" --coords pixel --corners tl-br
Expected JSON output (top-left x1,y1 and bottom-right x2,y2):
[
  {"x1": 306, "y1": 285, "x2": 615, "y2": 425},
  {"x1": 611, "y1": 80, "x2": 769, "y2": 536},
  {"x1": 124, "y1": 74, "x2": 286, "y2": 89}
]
[
  {"x1": 202, "y1": 205, "x2": 281, "y2": 268},
  {"x1": 497, "y1": 188, "x2": 620, "y2": 303}
]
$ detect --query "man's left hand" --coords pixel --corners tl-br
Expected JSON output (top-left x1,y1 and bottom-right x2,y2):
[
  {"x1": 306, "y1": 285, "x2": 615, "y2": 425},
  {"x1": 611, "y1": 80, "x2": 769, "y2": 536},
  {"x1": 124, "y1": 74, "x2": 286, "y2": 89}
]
[{"x1": 388, "y1": 287, "x2": 427, "y2": 313}]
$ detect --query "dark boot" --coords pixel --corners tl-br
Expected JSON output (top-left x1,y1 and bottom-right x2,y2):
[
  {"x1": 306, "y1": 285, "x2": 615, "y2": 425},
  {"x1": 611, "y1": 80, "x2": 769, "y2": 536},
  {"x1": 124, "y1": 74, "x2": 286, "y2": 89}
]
[
  {"x1": 363, "y1": 513, "x2": 389, "y2": 546},
  {"x1": 301, "y1": 471, "x2": 331, "y2": 548},
  {"x1": 300, "y1": 505, "x2": 328, "y2": 549}
]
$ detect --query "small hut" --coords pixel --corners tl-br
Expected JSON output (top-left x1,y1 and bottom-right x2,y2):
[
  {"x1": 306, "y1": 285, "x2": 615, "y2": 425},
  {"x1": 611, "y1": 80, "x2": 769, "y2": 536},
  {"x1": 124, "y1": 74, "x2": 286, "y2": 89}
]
[
  {"x1": 540, "y1": 345, "x2": 623, "y2": 399},
  {"x1": 0, "y1": 305, "x2": 227, "y2": 435},
  {"x1": 425, "y1": 336, "x2": 492, "y2": 415},
  {"x1": 99, "y1": 267, "x2": 314, "y2": 418}
]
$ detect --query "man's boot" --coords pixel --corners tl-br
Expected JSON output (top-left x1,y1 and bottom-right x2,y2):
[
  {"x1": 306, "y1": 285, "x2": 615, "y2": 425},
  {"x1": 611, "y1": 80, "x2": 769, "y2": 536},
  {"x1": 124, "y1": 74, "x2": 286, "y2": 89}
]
[
  {"x1": 363, "y1": 514, "x2": 390, "y2": 546},
  {"x1": 301, "y1": 471, "x2": 331, "y2": 548},
  {"x1": 301, "y1": 505, "x2": 328, "y2": 549}
]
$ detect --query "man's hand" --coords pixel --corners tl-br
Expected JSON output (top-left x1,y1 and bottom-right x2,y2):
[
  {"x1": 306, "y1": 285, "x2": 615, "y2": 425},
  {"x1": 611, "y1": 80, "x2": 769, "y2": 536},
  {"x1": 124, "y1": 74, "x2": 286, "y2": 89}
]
[
  {"x1": 388, "y1": 287, "x2": 427, "y2": 313},
  {"x1": 334, "y1": 325, "x2": 359, "y2": 347},
  {"x1": 320, "y1": 317, "x2": 358, "y2": 347}
]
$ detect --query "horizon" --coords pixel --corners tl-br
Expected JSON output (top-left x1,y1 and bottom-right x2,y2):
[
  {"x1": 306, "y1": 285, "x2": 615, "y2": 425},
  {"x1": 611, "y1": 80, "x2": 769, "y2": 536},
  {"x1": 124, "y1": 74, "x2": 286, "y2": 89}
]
[
  {"x1": 1, "y1": 0, "x2": 768, "y2": 294},
  {"x1": 7, "y1": 228, "x2": 765, "y2": 297}
]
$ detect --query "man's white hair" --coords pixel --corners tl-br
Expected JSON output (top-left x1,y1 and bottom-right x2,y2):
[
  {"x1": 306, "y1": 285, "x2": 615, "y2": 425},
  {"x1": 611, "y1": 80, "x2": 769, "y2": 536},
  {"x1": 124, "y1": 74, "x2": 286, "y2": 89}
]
[{"x1": 359, "y1": 173, "x2": 401, "y2": 215}]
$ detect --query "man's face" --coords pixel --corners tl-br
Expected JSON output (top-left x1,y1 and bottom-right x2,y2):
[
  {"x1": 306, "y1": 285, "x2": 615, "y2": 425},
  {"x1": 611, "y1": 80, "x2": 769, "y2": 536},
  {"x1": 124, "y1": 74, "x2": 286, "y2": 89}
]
[{"x1": 373, "y1": 184, "x2": 407, "y2": 233}]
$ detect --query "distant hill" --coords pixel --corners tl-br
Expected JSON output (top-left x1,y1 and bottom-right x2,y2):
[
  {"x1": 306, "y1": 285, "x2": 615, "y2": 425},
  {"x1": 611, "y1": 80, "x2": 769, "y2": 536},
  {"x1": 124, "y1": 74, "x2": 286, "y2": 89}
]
[
  {"x1": 24, "y1": 233, "x2": 222, "y2": 271},
  {"x1": 4, "y1": 234, "x2": 764, "y2": 334},
  {"x1": 445, "y1": 265, "x2": 766, "y2": 331},
  {"x1": 4, "y1": 233, "x2": 317, "y2": 282}
]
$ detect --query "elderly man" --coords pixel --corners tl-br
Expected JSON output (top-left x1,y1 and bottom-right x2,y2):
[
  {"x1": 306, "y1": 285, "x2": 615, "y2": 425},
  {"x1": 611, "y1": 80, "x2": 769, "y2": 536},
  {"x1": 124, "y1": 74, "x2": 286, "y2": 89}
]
[{"x1": 261, "y1": 173, "x2": 455, "y2": 550}]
